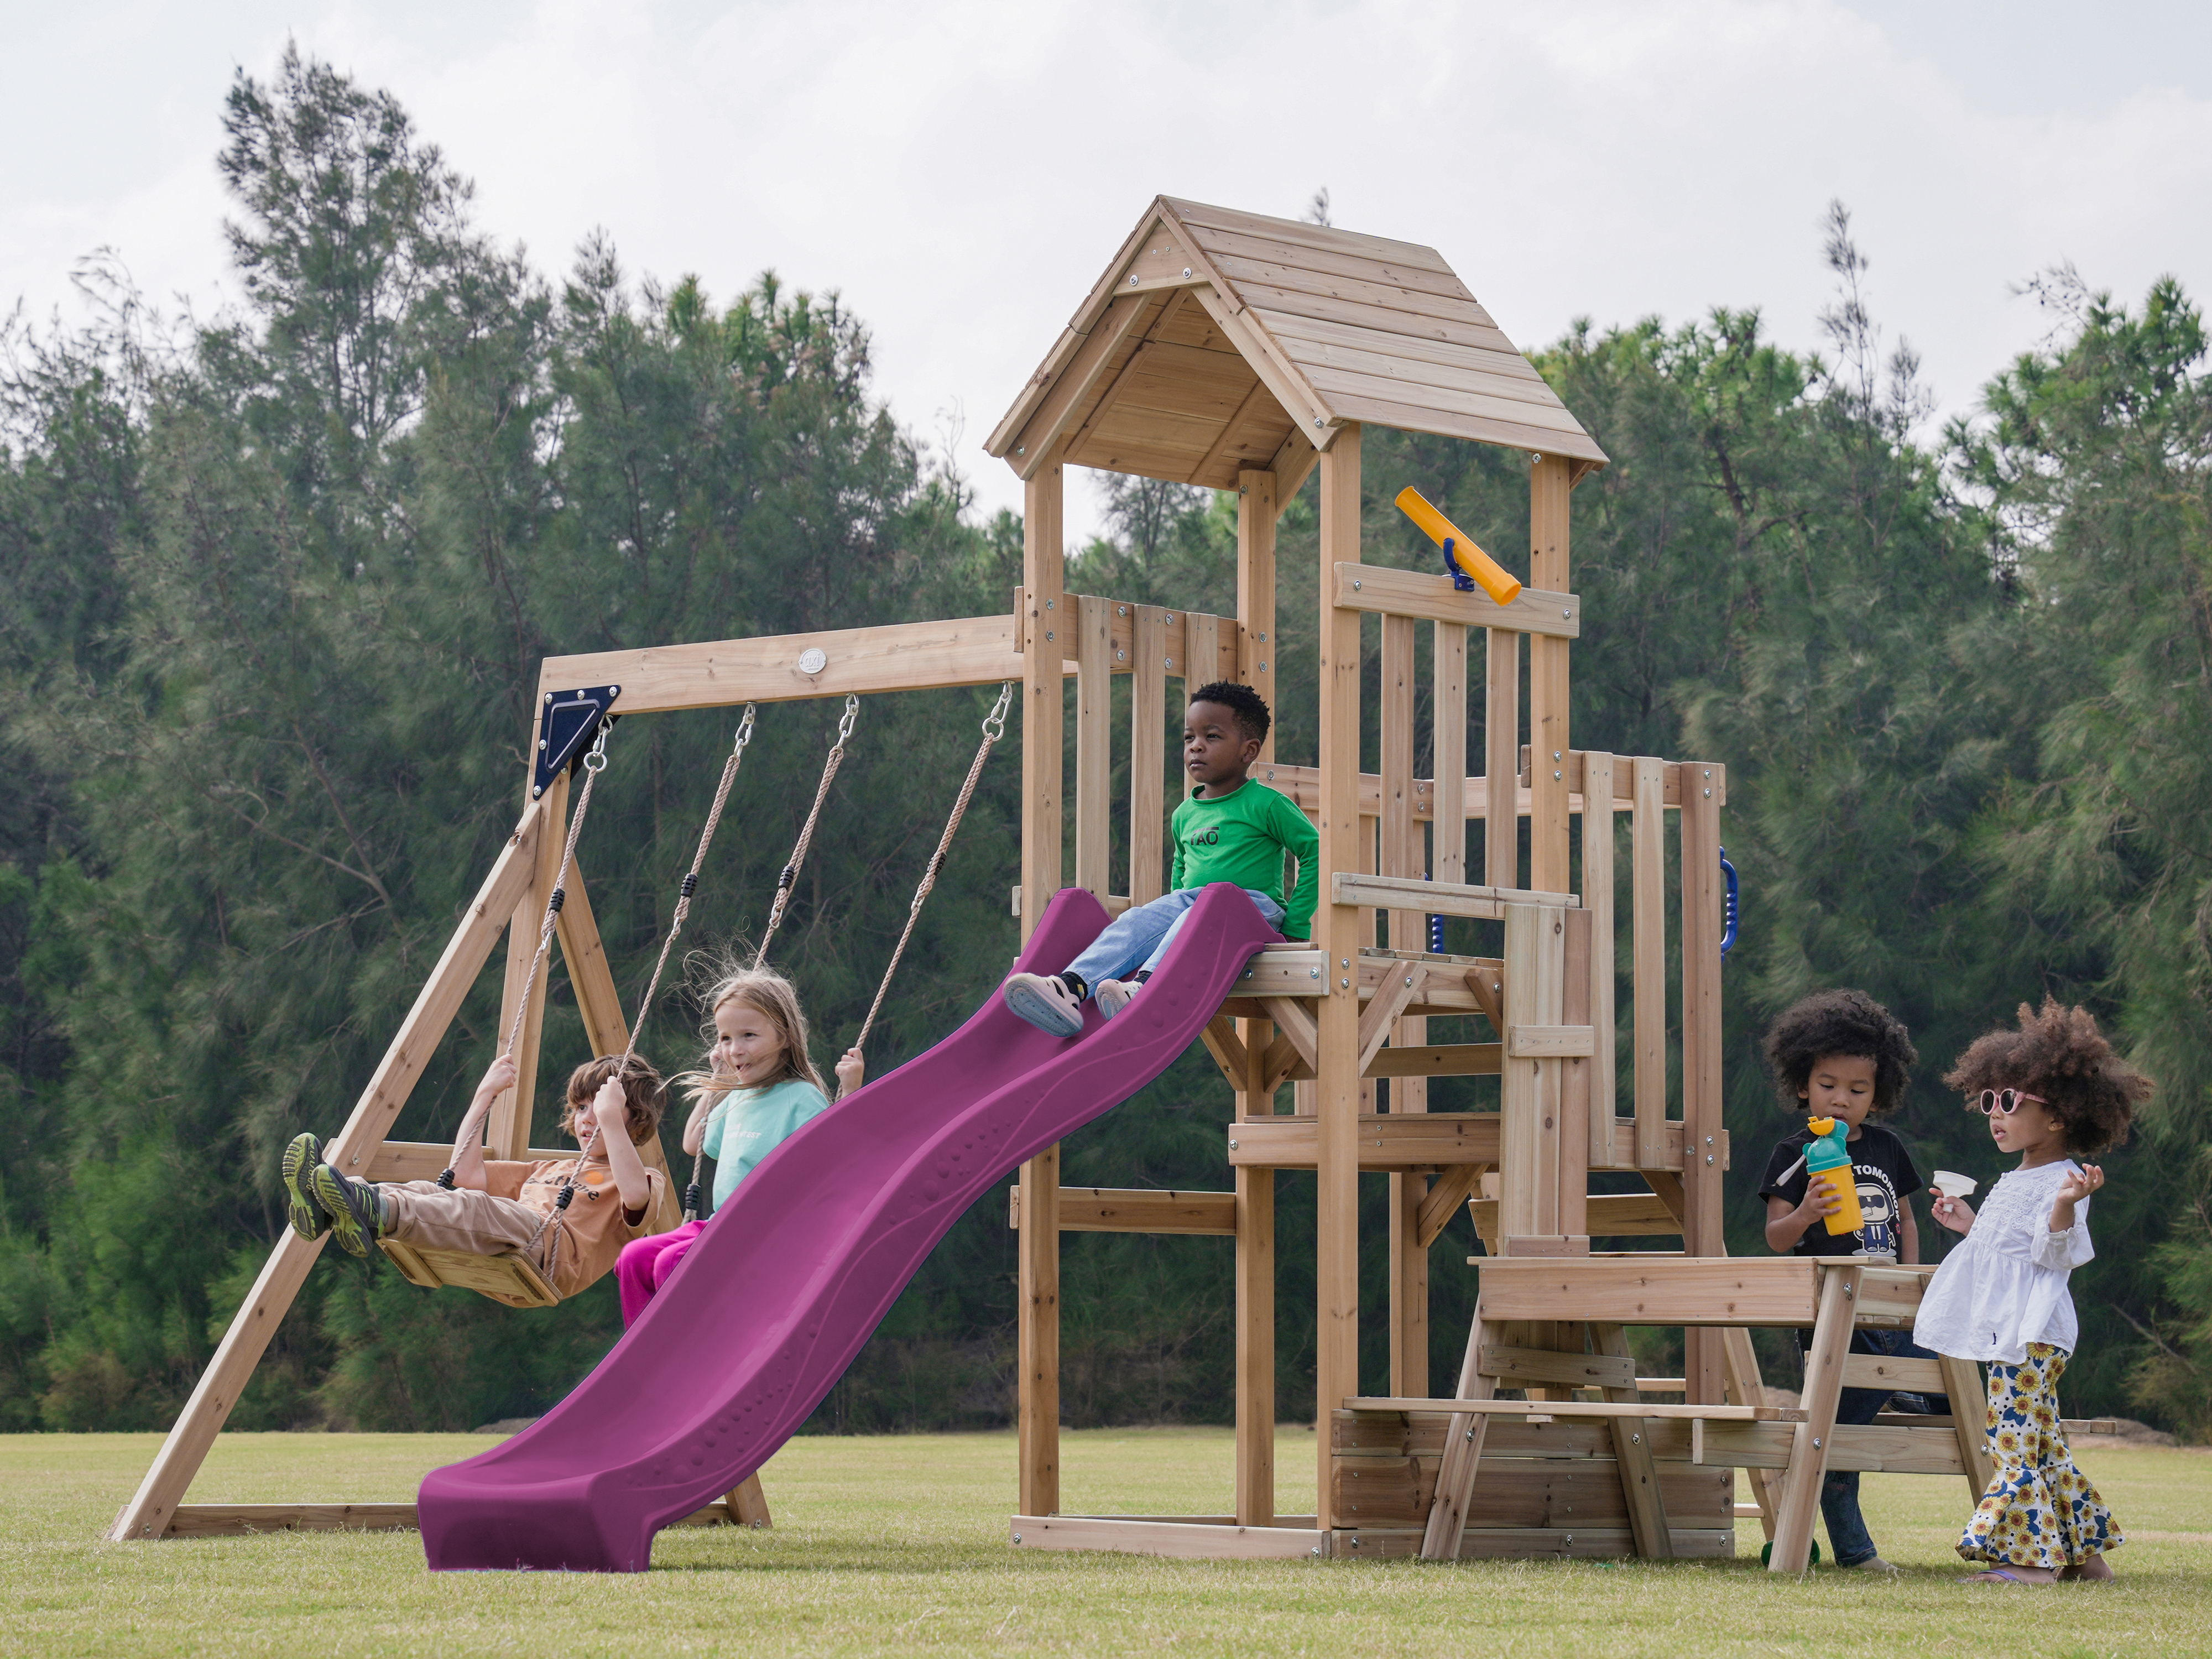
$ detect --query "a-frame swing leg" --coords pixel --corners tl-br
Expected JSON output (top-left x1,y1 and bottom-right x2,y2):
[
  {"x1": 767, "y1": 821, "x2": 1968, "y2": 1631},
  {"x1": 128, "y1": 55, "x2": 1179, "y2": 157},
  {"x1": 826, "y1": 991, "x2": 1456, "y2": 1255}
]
[
  {"x1": 555, "y1": 852, "x2": 684, "y2": 1234},
  {"x1": 110, "y1": 800, "x2": 550, "y2": 1541},
  {"x1": 489, "y1": 770, "x2": 570, "y2": 1159}
]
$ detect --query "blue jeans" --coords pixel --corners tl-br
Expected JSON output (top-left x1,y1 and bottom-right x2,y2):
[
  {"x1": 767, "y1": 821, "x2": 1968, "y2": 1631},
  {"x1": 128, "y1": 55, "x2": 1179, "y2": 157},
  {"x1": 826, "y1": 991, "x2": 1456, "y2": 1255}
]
[
  {"x1": 1065, "y1": 887, "x2": 1284, "y2": 992},
  {"x1": 1806, "y1": 1326, "x2": 1949, "y2": 1567}
]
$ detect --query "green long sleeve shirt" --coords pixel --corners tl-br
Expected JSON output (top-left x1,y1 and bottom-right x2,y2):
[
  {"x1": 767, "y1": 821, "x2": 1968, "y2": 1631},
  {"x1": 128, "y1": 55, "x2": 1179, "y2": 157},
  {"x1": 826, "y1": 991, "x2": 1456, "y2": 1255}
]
[{"x1": 1168, "y1": 779, "x2": 1320, "y2": 940}]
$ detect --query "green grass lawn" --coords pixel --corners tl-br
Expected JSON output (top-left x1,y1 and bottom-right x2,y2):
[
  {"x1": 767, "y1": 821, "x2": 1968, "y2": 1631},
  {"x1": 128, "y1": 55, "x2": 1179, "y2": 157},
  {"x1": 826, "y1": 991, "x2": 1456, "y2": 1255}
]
[{"x1": 6, "y1": 1427, "x2": 2206, "y2": 1656}]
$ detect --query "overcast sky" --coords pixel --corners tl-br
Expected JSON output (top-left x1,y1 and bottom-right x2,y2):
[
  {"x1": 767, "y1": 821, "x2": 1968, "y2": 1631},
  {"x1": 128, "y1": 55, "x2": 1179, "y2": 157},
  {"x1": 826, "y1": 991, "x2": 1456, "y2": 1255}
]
[{"x1": 7, "y1": 0, "x2": 2210, "y2": 545}]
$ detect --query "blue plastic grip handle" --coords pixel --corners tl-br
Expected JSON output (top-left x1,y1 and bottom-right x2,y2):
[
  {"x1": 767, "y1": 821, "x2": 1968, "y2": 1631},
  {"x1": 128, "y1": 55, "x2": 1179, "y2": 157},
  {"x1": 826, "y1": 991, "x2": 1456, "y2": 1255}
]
[{"x1": 1719, "y1": 844, "x2": 1740, "y2": 958}]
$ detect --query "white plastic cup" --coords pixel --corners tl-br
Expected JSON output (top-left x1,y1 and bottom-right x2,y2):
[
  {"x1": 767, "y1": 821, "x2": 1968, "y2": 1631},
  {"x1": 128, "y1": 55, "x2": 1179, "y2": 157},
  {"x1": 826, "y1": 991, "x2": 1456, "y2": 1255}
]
[{"x1": 1932, "y1": 1170, "x2": 1977, "y2": 1199}]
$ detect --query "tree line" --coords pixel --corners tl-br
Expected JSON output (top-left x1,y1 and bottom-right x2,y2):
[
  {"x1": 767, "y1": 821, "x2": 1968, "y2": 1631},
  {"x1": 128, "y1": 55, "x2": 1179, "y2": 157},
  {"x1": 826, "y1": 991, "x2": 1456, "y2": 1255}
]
[{"x1": 0, "y1": 49, "x2": 2204, "y2": 1437}]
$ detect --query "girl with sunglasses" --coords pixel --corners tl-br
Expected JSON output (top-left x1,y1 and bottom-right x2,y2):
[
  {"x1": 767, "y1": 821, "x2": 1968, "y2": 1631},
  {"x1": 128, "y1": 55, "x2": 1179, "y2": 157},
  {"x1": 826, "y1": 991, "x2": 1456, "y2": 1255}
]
[{"x1": 1919, "y1": 997, "x2": 2152, "y2": 1585}]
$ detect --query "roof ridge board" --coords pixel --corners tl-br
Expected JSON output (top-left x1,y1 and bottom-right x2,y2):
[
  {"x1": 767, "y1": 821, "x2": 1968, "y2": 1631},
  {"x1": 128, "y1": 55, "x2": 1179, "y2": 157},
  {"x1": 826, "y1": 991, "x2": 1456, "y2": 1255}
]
[
  {"x1": 1324, "y1": 388, "x2": 1609, "y2": 466},
  {"x1": 1254, "y1": 309, "x2": 1548, "y2": 381},
  {"x1": 1191, "y1": 228, "x2": 1479, "y2": 305},
  {"x1": 1301, "y1": 363, "x2": 1593, "y2": 437},
  {"x1": 1164, "y1": 197, "x2": 1454, "y2": 276}
]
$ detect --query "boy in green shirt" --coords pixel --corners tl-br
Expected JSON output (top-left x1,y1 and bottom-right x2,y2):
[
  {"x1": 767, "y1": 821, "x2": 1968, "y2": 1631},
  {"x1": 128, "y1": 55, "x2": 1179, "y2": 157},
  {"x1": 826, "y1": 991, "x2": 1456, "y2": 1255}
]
[{"x1": 1004, "y1": 682, "x2": 1318, "y2": 1036}]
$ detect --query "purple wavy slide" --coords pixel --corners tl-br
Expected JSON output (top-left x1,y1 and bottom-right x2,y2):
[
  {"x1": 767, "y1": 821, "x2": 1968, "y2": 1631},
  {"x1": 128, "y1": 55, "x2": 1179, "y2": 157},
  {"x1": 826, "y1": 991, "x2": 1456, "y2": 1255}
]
[{"x1": 417, "y1": 883, "x2": 1279, "y2": 1571}]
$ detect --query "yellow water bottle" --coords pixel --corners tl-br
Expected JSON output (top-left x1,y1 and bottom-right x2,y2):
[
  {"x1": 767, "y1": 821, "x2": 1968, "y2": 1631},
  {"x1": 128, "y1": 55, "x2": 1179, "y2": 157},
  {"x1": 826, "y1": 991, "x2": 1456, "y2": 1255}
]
[{"x1": 1804, "y1": 1116, "x2": 1865, "y2": 1236}]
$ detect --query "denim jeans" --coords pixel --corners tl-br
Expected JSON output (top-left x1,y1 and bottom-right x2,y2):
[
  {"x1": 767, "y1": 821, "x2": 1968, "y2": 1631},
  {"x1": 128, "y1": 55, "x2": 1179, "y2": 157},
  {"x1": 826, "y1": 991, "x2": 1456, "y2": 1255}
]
[
  {"x1": 1065, "y1": 886, "x2": 1284, "y2": 992},
  {"x1": 1806, "y1": 1325, "x2": 1950, "y2": 1566}
]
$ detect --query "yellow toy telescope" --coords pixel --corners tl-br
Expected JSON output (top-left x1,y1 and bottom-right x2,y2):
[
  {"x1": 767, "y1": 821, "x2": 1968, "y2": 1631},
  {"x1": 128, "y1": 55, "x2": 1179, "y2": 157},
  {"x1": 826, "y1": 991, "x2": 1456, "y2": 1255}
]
[{"x1": 1394, "y1": 487, "x2": 1521, "y2": 606}]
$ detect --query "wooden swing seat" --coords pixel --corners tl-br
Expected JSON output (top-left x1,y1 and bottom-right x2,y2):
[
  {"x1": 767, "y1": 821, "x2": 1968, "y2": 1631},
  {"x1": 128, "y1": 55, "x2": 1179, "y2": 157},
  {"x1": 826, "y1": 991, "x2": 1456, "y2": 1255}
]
[{"x1": 379, "y1": 1238, "x2": 560, "y2": 1310}]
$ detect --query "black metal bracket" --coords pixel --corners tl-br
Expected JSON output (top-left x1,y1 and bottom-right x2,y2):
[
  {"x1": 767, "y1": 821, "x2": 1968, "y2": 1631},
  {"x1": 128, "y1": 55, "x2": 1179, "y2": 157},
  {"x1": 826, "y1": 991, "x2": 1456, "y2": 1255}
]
[{"x1": 532, "y1": 684, "x2": 622, "y2": 798}]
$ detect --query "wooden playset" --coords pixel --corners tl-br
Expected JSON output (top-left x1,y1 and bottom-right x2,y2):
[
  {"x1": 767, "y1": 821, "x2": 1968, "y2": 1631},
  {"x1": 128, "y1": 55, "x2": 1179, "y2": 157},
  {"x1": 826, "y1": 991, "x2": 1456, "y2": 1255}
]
[{"x1": 109, "y1": 197, "x2": 1986, "y2": 1573}]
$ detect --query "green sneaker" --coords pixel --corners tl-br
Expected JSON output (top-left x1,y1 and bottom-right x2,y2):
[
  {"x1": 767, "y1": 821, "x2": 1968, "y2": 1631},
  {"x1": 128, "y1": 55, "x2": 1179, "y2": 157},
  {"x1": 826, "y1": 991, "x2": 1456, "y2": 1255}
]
[
  {"x1": 310, "y1": 1161, "x2": 388, "y2": 1258},
  {"x1": 281, "y1": 1133, "x2": 326, "y2": 1243}
]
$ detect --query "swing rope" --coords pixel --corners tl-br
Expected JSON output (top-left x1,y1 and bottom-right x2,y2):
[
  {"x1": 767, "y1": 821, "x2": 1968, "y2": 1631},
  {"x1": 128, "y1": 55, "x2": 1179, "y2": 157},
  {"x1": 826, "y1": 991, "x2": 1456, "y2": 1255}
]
[
  {"x1": 848, "y1": 681, "x2": 1011, "y2": 1060},
  {"x1": 751, "y1": 693, "x2": 859, "y2": 970}
]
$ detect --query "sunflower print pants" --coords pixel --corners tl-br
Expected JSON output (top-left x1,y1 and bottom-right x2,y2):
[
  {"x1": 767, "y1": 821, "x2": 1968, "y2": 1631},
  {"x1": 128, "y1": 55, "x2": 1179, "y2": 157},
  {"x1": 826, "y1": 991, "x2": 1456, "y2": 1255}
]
[{"x1": 1958, "y1": 1343, "x2": 2121, "y2": 1568}]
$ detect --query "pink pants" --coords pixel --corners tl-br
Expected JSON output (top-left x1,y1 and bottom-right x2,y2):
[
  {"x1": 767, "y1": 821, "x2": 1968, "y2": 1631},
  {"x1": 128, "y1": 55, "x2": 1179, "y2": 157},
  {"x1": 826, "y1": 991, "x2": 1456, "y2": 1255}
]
[{"x1": 616, "y1": 1218, "x2": 705, "y2": 1325}]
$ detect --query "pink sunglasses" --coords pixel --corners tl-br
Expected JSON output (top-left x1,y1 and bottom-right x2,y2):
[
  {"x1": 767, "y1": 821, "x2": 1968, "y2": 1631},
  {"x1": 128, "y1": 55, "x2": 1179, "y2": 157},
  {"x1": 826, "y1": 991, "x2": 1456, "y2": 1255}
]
[{"x1": 1974, "y1": 1087, "x2": 2047, "y2": 1117}]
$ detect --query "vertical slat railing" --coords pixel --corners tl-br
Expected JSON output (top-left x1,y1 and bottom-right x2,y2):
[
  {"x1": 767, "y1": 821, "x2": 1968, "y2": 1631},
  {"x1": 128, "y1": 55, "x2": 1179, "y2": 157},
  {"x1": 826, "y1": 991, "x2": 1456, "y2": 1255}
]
[
  {"x1": 1074, "y1": 594, "x2": 1113, "y2": 901},
  {"x1": 1129, "y1": 604, "x2": 1167, "y2": 905},
  {"x1": 1630, "y1": 756, "x2": 1669, "y2": 1172},
  {"x1": 1582, "y1": 752, "x2": 1618, "y2": 1168},
  {"x1": 1484, "y1": 628, "x2": 1520, "y2": 890}
]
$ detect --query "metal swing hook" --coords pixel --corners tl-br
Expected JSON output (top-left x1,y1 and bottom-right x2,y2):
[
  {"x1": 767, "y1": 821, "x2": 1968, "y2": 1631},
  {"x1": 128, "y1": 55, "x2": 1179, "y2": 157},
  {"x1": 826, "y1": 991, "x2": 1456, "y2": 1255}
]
[
  {"x1": 834, "y1": 693, "x2": 859, "y2": 745},
  {"x1": 581, "y1": 724, "x2": 612, "y2": 774},
  {"x1": 981, "y1": 681, "x2": 1012, "y2": 743}
]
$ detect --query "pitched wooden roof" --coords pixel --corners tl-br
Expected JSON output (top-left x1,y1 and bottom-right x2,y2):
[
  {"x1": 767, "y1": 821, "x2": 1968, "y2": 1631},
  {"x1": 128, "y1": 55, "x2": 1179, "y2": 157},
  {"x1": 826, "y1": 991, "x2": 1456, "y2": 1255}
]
[{"x1": 986, "y1": 196, "x2": 1606, "y2": 491}]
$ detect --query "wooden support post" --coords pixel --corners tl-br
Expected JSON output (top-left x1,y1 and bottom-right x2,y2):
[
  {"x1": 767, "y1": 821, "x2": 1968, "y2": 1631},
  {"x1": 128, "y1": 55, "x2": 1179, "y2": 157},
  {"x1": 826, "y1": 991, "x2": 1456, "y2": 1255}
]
[
  {"x1": 1769, "y1": 1262, "x2": 1858, "y2": 1573},
  {"x1": 1018, "y1": 442, "x2": 1065, "y2": 1520},
  {"x1": 1939, "y1": 1353, "x2": 1995, "y2": 1500},
  {"x1": 1381, "y1": 611, "x2": 1427, "y2": 1397},
  {"x1": 726, "y1": 1473, "x2": 773, "y2": 1528},
  {"x1": 1074, "y1": 593, "x2": 1112, "y2": 902},
  {"x1": 1313, "y1": 423, "x2": 1364, "y2": 1531},
  {"x1": 490, "y1": 769, "x2": 568, "y2": 1158},
  {"x1": 1130, "y1": 604, "x2": 1167, "y2": 905},
  {"x1": 1235, "y1": 1147, "x2": 1276, "y2": 1527},
  {"x1": 1721, "y1": 1324, "x2": 1784, "y2": 1538},
  {"x1": 1581, "y1": 752, "x2": 1618, "y2": 1169},
  {"x1": 1630, "y1": 757, "x2": 1668, "y2": 1173},
  {"x1": 1527, "y1": 455, "x2": 1572, "y2": 895},
  {"x1": 1591, "y1": 1321, "x2": 1673, "y2": 1559},
  {"x1": 1235, "y1": 467, "x2": 1279, "y2": 1528},
  {"x1": 1421, "y1": 1299, "x2": 1495, "y2": 1558},
  {"x1": 1499, "y1": 902, "x2": 1566, "y2": 1244},
  {"x1": 1483, "y1": 628, "x2": 1520, "y2": 891},
  {"x1": 1679, "y1": 761, "x2": 1725, "y2": 1404},
  {"x1": 111, "y1": 802, "x2": 547, "y2": 1541}
]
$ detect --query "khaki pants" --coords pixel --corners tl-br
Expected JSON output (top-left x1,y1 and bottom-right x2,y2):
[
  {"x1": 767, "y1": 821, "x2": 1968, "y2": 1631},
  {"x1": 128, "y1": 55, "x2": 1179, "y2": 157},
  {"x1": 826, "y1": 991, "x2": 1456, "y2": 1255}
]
[{"x1": 382, "y1": 1180, "x2": 551, "y2": 1266}]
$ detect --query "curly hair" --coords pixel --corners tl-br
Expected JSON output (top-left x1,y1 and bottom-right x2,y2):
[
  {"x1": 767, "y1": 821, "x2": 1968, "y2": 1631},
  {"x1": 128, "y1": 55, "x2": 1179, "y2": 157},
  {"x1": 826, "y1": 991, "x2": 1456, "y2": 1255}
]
[
  {"x1": 1940, "y1": 997, "x2": 2150, "y2": 1156},
  {"x1": 1188, "y1": 681, "x2": 1271, "y2": 744},
  {"x1": 560, "y1": 1053, "x2": 667, "y2": 1146},
  {"x1": 1761, "y1": 989, "x2": 1918, "y2": 1115}
]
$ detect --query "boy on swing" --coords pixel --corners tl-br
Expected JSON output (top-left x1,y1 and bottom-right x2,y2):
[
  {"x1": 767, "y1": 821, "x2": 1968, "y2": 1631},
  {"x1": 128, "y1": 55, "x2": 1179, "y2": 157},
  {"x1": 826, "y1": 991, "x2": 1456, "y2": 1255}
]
[
  {"x1": 280, "y1": 1052, "x2": 666, "y2": 1300},
  {"x1": 1003, "y1": 681, "x2": 1316, "y2": 1035}
]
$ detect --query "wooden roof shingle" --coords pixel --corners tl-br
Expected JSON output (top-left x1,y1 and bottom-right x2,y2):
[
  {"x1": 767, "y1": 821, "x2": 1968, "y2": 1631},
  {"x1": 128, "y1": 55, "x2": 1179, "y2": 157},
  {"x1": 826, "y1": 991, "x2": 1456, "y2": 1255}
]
[{"x1": 987, "y1": 197, "x2": 1606, "y2": 492}]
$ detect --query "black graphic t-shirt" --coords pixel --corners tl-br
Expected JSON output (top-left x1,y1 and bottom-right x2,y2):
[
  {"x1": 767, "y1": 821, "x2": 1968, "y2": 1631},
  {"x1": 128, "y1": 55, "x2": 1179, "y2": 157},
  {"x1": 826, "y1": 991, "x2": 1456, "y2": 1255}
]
[{"x1": 1756, "y1": 1121, "x2": 1923, "y2": 1259}]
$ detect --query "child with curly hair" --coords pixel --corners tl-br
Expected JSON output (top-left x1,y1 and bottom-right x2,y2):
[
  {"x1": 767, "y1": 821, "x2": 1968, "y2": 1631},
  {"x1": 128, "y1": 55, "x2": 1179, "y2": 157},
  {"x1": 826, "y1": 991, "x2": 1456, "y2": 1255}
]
[
  {"x1": 1755, "y1": 988, "x2": 1942, "y2": 1572},
  {"x1": 1922, "y1": 996, "x2": 2150, "y2": 1585}
]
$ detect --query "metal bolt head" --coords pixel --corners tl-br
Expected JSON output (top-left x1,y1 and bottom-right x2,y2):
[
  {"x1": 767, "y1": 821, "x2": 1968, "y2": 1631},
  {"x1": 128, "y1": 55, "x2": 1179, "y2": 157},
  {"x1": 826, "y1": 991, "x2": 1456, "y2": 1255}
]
[
  {"x1": 1182, "y1": 267, "x2": 1192, "y2": 279},
  {"x1": 1228, "y1": 1139, "x2": 1239, "y2": 1150},
  {"x1": 1016, "y1": 444, "x2": 1025, "y2": 455},
  {"x1": 1259, "y1": 661, "x2": 1267, "y2": 671},
  {"x1": 1309, "y1": 968, "x2": 1319, "y2": 979},
  {"x1": 1342, "y1": 959, "x2": 1350, "y2": 968},
  {"x1": 1342, "y1": 978, "x2": 1351, "y2": 988},
  {"x1": 1811, "y1": 1438, "x2": 1821, "y2": 1449},
  {"x1": 1704, "y1": 788, "x2": 1712, "y2": 798},
  {"x1": 1631, "y1": 1433, "x2": 1641, "y2": 1444},
  {"x1": 1046, "y1": 598, "x2": 1053, "y2": 608},
  {"x1": 1129, "y1": 275, "x2": 1138, "y2": 285},
  {"x1": 1314, "y1": 416, "x2": 1325, "y2": 428},
  {"x1": 1353, "y1": 579, "x2": 1361, "y2": 589},
  {"x1": 1258, "y1": 632, "x2": 1267, "y2": 642},
  {"x1": 1015, "y1": 1530, "x2": 1025, "y2": 1541},
  {"x1": 1046, "y1": 631, "x2": 1054, "y2": 641}
]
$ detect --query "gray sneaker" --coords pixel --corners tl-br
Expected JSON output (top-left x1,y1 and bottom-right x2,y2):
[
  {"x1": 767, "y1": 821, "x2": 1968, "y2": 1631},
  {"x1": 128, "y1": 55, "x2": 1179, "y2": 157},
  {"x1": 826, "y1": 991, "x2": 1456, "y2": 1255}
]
[
  {"x1": 1841, "y1": 1554, "x2": 1901, "y2": 1573},
  {"x1": 1094, "y1": 977, "x2": 1141, "y2": 1019},
  {"x1": 1003, "y1": 972, "x2": 1084, "y2": 1037},
  {"x1": 310, "y1": 1162, "x2": 389, "y2": 1258}
]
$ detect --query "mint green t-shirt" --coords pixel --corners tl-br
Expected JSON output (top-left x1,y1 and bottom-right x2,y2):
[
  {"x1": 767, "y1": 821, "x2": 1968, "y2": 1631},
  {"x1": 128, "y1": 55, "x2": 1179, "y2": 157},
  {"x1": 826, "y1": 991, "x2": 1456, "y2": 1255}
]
[
  {"x1": 1168, "y1": 779, "x2": 1320, "y2": 940},
  {"x1": 700, "y1": 1077, "x2": 832, "y2": 1213}
]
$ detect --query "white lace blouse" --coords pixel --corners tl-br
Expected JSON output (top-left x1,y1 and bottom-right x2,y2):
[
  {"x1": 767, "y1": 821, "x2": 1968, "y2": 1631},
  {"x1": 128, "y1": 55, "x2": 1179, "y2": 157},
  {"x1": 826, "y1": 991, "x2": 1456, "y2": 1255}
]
[{"x1": 1915, "y1": 1159, "x2": 2095, "y2": 1365}]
